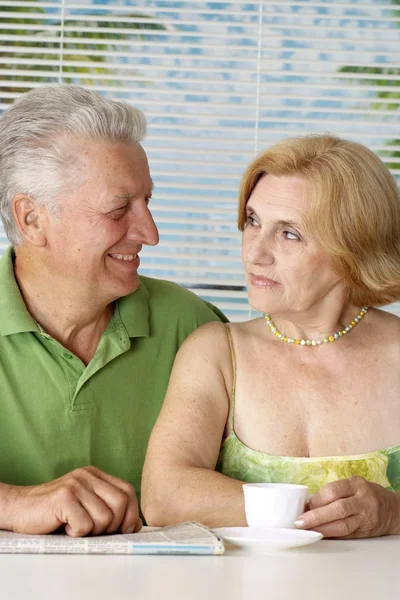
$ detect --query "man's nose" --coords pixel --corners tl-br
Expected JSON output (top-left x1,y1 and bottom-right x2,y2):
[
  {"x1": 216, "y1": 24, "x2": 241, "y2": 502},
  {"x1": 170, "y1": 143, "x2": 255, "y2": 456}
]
[{"x1": 127, "y1": 205, "x2": 159, "y2": 246}]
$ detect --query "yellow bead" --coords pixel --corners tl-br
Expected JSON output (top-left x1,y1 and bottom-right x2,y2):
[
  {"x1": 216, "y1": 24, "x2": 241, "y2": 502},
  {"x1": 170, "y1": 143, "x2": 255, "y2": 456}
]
[
  {"x1": 265, "y1": 315, "x2": 271, "y2": 321},
  {"x1": 283, "y1": 337, "x2": 288, "y2": 342},
  {"x1": 275, "y1": 331, "x2": 280, "y2": 337},
  {"x1": 351, "y1": 321, "x2": 356, "y2": 327},
  {"x1": 329, "y1": 336, "x2": 334, "y2": 342},
  {"x1": 295, "y1": 339, "x2": 301, "y2": 345}
]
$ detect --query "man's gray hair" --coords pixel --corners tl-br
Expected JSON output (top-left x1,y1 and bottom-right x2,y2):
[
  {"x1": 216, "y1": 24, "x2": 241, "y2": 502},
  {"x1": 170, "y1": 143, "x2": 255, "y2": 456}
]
[{"x1": 0, "y1": 85, "x2": 147, "y2": 244}]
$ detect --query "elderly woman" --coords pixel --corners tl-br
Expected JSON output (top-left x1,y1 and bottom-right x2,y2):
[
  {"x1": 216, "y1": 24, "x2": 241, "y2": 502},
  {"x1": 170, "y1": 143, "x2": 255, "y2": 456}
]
[{"x1": 142, "y1": 134, "x2": 400, "y2": 539}]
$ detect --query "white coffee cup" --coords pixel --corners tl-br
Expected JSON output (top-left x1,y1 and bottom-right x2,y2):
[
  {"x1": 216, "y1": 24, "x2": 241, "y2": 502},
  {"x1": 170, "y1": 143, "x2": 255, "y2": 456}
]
[{"x1": 243, "y1": 483, "x2": 309, "y2": 529}]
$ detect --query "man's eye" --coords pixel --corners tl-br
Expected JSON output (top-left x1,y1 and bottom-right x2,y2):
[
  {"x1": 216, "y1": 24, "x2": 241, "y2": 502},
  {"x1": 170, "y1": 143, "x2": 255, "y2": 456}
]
[{"x1": 110, "y1": 206, "x2": 127, "y2": 219}]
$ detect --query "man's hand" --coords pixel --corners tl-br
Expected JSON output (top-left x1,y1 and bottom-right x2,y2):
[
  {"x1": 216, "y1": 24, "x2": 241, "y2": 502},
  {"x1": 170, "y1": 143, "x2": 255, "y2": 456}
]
[
  {"x1": 295, "y1": 476, "x2": 400, "y2": 538},
  {"x1": 1, "y1": 466, "x2": 142, "y2": 537}
]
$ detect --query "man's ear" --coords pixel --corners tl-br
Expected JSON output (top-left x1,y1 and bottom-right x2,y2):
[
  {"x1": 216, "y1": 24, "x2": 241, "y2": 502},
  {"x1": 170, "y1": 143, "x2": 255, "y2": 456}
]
[{"x1": 12, "y1": 194, "x2": 47, "y2": 247}]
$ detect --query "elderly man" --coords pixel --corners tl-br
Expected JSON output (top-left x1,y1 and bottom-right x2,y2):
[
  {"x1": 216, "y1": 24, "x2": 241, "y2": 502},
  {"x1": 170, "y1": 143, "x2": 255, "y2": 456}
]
[{"x1": 0, "y1": 85, "x2": 226, "y2": 537}]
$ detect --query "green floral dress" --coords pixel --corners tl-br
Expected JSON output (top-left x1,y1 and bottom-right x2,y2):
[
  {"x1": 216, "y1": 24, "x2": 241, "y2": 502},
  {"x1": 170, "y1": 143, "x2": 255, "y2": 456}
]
[{"x1": 216, "y1": 326, "x2": 400, "y2": 493}]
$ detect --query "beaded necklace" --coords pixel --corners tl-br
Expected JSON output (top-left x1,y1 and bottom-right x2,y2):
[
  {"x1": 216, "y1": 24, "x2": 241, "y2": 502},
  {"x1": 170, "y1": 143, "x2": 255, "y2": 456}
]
[{"x1": 263, "y1": 307, "x2": 369, "y2": 347}]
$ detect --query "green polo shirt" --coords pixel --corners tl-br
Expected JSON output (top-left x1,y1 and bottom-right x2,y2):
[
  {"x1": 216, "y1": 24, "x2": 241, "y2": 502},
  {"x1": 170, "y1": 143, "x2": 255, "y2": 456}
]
[{"x1": 0, "y1": 247, "x2": 226, "y2": 503}]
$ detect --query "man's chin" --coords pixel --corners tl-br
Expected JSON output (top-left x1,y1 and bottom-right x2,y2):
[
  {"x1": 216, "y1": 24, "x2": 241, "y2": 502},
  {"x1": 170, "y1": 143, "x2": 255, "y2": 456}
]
[{"x1": 109, "y1": 274, "x2": 140, "y2": 299}]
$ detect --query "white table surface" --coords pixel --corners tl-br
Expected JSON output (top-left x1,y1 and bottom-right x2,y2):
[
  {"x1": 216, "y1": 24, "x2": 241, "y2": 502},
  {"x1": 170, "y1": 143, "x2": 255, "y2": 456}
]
[{"x1": 0, "y1": 534, "x2": 398, "y2": 600}]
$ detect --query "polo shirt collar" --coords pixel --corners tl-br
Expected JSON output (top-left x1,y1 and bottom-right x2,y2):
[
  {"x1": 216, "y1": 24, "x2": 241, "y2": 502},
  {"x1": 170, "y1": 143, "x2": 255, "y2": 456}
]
[
  {"x1": 116, "y1": 277, "x2": 150, "y2": 338},
  {"x1": 0, "y1": 246, "x2": 38, "y2": 336}
]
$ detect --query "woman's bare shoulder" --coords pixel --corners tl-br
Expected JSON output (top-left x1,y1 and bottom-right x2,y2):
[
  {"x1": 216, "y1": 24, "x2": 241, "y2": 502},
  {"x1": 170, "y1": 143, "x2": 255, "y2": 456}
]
[
  {"x1": 369, "y1": 307, "x2": 400, "y2": 330},
  {"x1": 366, "y1": 308, "x2": 400, "y2": 352},
  {"x1": 179, "y1": 320, "x2": 230, "y2": 356},
  {"x1": 227, "y1": 317, "x2": 268, "y2": 340},
  {"x1": 226, "y1": 316, "x2": 264, "y2": 330},
  {"x1": 178, "y1": 317, "x2": 266, "y2": 362}
]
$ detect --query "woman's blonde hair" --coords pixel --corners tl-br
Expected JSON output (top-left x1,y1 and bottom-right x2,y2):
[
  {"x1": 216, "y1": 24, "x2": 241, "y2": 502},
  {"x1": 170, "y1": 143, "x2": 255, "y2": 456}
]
[{"x1": 238, "y1": 134, "x2": 400, "y2": 307}]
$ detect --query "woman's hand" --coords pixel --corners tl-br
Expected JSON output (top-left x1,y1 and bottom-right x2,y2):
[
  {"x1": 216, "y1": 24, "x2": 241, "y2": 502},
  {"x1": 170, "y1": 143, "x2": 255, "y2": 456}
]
[{"x1": 295, "y1": 476, "x2": 400, "y2": 538}]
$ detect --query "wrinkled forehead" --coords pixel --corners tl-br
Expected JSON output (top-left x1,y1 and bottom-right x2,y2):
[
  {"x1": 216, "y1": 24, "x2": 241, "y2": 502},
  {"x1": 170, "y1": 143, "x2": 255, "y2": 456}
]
[
  {"x1": 248, "y1": 174, "x2": 308, "y2": 220},
  {"x1": 55, "y1": 139, "x2": 153, "y2": 210},
  {"x1": 78, "y1": 138, "x2": 150, "y2": 176}
]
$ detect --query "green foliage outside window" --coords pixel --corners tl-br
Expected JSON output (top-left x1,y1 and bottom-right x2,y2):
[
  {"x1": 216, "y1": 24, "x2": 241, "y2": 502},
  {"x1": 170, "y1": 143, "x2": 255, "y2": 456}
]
[
  {"x1": 0, "y1": 2, "x2": 165, "y2": 98},
  {"x1": 338, "y1": 0, "x2": 400, "y2": 170}
]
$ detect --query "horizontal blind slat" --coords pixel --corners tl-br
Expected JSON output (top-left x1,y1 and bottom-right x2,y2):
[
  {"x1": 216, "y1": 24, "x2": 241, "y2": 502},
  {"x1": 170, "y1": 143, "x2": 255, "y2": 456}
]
[
  {"x1": 2, "y1": 33, "x2": 399, "y2": 50},
  {"x1": 2, "y1": 22, "x2": 399, "y2": 37},
  {"x1": 2, "y1": 1, "x2": 398, "y2": 16},
  {"x1": 2, "y1": 9, "x2": 400, "y2": 25},
  {"x1": 3, "y1": 57, "x2": 400, "y2": 75}
]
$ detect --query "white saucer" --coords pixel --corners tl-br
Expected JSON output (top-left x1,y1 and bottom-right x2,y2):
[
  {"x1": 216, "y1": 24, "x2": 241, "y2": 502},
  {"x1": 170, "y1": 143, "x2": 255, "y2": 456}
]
[{"x1": 212, "y1": 527, "x2": 323, "y2": 550}]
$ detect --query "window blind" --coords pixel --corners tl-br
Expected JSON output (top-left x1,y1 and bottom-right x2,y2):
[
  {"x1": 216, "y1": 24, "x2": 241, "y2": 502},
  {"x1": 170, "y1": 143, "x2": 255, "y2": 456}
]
[{"x1": 0, "y1": 0, "x2": 399, "y2": 320}]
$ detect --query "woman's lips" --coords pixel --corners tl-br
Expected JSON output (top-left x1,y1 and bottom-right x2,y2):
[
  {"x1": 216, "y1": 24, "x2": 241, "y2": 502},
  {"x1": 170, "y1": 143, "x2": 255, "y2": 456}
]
[{"x1": 250, "y1": 274, "x2": 279, "y2": 288}]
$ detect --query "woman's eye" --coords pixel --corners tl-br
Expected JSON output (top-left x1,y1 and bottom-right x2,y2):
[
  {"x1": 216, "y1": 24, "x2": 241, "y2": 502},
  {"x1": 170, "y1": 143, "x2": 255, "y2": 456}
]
[
  {"x1": 246, "y1": 215, "x2": 258, "y2": 226},
  {"x1": 283, "y1": 230, "x2": 300, "y2": 241}
]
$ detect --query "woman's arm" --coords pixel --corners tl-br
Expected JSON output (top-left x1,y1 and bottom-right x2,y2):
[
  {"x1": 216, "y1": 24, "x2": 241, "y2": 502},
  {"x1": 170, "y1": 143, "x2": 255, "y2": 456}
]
[{"x1": 141, "y1": 322, "x2": 247, "y2": 528}]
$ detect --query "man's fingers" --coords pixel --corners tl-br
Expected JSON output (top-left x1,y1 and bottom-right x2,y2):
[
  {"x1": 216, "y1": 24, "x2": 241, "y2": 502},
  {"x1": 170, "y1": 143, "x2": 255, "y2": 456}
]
[
  {"x1": 75, "y1": 487, "x2": 115, "y2": 536},
  {"x1": 73, "y1": 467, "x2": 140, "y2": 534},
  {"x1": 120, "y1": 489, "x2": 141, "y2": 534},
  {"x1": 87, "y1": 478, "x2": 131, "y2": 534},
  {"x1": 83, "y1": 468, "x2": 140, "y2": 534},
  {"x1": 80, "y1": 467, "x2": 135, "y2": 494},
  {"x1": 133, "y1": 517, "x2": 143, "y2": 534},
  {"x1": 60, "y1": 499, "x2": 94, "y2": 538}
]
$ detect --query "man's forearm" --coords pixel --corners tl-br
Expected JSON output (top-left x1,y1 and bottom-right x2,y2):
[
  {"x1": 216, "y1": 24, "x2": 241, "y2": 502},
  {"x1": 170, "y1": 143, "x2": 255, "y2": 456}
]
[
  {"x1": 142, "y1": 466, "x2": 247, "y2": 528},
  {"x1": 0, "y1": 482, "x2": 18, "y2": 531}
]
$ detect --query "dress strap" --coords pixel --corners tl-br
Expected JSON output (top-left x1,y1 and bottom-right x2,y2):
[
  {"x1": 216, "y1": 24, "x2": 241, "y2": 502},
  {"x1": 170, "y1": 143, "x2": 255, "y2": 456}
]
[{"x1": 224, "y1": 324, "x2": 237, "y2": 432}]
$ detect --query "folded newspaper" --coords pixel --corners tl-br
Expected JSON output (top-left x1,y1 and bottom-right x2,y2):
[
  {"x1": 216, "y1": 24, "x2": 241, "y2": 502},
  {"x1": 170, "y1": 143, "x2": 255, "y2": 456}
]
[{"x1": 0, "y1": 522, "x2": 225, "y2": 555}]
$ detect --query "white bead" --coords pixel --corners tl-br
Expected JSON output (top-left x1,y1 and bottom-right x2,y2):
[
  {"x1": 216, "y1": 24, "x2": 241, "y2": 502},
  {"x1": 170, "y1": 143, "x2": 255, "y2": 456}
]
[
  {"x1": 271, "y1": 327, "x2": 276, "y2": 333},
  {"x1": 345, "y1": 326, "x2": 350, "y2": 332},
  {"x1": 334, "y1": 333, "x2": 339, "y2": 340},
  {"x1": 311, "y1": 340, "x2": 317, "y2": 346},
  {"x1": 300, "y1": 340, "x2": 306, "y2": 345},
  {"x1": 317, "y1": 340, "x2": 322, "y2": 345}
]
